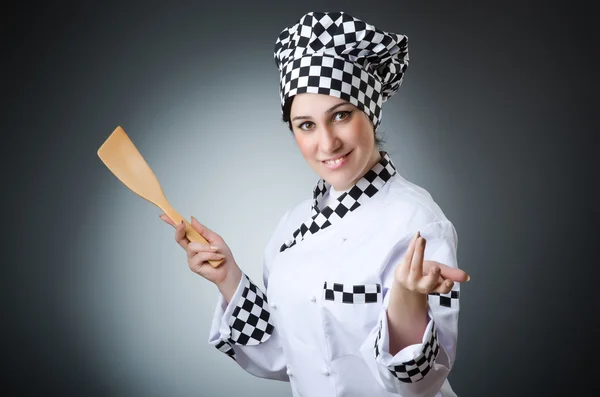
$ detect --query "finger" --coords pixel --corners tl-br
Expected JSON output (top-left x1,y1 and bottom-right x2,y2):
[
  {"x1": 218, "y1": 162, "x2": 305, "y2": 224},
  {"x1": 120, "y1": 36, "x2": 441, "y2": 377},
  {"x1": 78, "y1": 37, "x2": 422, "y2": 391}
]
[
  {"x1": 417, "y1": 264, "x2": 441, "y2": 293},
  {"x1": 189, "y1": 250, "x2": 226, "y2": 270},
  {"x1": 398, "y1": 231, "x2": 420, "y2": 280},
  {"x1": 159, "y1": 214, "x2": 176, "y2": 227},
  {"x1": 186, "y1": 241, "x2": 218, "y2": 261},
  {"x1": 191, "y1": 216, "x2": 220, "y2": 244},
  {"x1": 429, "y1": 261, "x2": 469, "y2": 283},
  {"x1": 434, "y1": 279, "x2": 454, "y2": 295},
  {"x1": 175, "y1": 220, "x2": 190, "y2": 248},
  {"x1": 408, "y1": 236, "x2": 426, "y2": 287},
  {"x1": 188, "y1": 242, "x2": 219, "y2": 253}
]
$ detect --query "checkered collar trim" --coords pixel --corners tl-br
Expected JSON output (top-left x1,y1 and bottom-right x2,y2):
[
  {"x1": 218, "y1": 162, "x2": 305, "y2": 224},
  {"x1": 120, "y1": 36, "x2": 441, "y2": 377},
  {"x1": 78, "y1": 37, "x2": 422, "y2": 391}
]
[{"x1": 280, "y1": 152, "x2": 396, "y2": 252}]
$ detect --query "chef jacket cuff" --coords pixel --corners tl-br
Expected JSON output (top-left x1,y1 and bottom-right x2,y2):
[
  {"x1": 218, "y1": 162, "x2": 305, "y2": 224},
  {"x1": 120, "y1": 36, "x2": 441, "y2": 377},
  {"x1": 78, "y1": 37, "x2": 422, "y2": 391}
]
[
  {"x1": 374, "y1": 306, "x2": 440, "y2": 383},
  {"x1": 209, "y1": 272, "x2": 274, "y2": 351}
]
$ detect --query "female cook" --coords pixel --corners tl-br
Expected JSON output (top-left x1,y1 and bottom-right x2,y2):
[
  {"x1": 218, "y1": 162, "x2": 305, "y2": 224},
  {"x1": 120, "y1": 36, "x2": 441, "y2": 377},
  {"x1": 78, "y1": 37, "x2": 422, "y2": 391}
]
[{"x1": 160, "y1": 11, "x2": 470, "y2": 397}]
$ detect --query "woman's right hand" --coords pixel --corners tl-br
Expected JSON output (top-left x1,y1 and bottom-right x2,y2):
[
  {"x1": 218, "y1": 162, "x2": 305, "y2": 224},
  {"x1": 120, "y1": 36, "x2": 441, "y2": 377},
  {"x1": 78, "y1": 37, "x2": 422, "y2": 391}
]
[{"x1": 159, "y1": 214, "x2": 242, "y2": 301}]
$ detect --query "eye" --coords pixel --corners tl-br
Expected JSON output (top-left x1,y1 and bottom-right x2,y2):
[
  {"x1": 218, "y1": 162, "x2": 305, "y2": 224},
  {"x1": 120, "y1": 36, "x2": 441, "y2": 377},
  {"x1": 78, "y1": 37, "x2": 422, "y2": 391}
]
[
  {"x1": 298, "y1": 121, "x2": 315, "y2": 131},
  {"x1": 333, "y1": 110, "x2": 352, "y2": 121}
]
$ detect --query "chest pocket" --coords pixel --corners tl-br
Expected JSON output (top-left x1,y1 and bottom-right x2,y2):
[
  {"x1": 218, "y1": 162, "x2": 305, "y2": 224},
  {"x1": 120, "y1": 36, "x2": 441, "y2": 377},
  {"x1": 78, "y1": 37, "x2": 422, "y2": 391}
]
[{"x1": 321, "y1": 281, "x2": 382, "y2": 360}]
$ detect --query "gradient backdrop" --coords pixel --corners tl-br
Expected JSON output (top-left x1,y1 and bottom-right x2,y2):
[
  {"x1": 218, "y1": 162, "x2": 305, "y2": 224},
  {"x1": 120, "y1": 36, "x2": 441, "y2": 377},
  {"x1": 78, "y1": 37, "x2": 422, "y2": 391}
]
[{"x1": 3, "y1": 1, "x2": 594, "y2": 396}]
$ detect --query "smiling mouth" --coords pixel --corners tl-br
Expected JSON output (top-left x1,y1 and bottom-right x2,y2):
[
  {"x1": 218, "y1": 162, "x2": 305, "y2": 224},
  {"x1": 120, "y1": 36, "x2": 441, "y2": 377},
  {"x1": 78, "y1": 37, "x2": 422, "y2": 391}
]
[{"x1": 322, "y1": 150, "x2": 352, "y2": 168}]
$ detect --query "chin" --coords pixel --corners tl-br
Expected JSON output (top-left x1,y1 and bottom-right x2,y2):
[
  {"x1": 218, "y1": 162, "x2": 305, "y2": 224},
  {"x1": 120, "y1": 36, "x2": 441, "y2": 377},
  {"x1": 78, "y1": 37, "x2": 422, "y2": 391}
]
[{"x1": 327, "y1": 174, "x2": 356, "y2": 191}]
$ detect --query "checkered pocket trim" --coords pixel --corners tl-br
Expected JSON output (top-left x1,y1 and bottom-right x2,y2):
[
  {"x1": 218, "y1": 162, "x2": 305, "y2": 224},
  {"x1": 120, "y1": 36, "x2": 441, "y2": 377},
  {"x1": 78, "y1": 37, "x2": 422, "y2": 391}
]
[
  {"x1": 374, "y1": 319, "x2": 440, "y2": 383},
  {"x1": 428, "y1": 289, "x2": 460, "y2": 309},
  {"x1": 228, "y1": 273, "x2": 274, "y2": 346},
  {"x1": 323, "y1": 282, "x2": 382, "y2": 304}
]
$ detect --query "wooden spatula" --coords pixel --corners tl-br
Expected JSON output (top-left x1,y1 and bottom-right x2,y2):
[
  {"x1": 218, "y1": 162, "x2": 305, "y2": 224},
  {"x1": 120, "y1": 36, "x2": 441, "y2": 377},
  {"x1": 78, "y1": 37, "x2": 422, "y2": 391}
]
[{"x1": 97, "y1": 126, "x2": 223, "y2": 268}]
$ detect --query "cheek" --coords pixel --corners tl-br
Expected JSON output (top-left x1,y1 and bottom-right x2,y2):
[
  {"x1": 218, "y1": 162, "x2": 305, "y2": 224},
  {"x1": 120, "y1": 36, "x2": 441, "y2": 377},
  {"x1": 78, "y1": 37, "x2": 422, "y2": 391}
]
[
  {"x1": 349, "y1": 120, "x2": 374, "y2": 149},
  {"x1": 294, "y1": 133, "x2": 316, "y2": 159}
]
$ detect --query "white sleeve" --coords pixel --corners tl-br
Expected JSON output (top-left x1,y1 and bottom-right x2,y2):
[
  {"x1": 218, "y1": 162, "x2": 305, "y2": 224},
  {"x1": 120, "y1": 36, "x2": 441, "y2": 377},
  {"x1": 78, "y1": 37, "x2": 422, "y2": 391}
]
[
  {"x1": 207, "y1": 271, "x2": 289, "y2": 381},
  {"x1": 360, "y1": 219, "x2": 461, "y2": 396},
  {"x1": 207, "y1": 210, "x2": 292, "y2": 381}
]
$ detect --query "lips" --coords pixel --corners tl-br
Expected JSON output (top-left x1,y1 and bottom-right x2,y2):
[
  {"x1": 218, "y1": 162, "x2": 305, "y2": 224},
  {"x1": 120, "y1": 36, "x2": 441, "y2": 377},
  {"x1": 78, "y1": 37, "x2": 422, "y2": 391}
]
[{"x1": 322, "y1": 150, "x2": 352, "y2": 170}]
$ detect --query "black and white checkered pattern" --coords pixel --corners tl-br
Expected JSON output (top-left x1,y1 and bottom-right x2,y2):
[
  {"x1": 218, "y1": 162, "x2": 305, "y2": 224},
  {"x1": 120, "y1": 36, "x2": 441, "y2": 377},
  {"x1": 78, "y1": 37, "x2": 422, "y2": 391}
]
[
  {"x1": 374, "y1": 319, "x2": 440, "y2": 383},
  {"x1": 278, "y1": 54, "x2": 384, "y2": 127},
  {"x1": 280, "y1": 151, "x2": 396, "y2": 252},
  {"x1": 215, "y1": 340, "x2": 236, "y2": 361},
  {"x1": 428, "y1": 289, "x2": 460, "y2": 308},
  {"x1": 273, "y1": 11, "x2": 409, "y2": 130},
  {"x1": 228, "y1": 273, "x2": 274, "y2": 346},
  {"x1": 324, "y1": 282, "x2": 381, "y2": 303}
]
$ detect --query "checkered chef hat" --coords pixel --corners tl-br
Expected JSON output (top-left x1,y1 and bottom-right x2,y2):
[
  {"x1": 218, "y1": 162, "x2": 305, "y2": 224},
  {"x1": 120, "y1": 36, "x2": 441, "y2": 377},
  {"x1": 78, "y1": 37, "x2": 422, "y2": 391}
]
[{"x1": 273, "y1": 11, "x2": 409, "y2": 130}]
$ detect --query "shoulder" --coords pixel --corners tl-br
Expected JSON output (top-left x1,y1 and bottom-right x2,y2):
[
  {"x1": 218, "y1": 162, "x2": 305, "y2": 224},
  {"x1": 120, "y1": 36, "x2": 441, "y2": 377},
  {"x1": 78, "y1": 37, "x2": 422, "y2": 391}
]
[
  {"x1": 380, "y1": 173, "x2": 457, "y2": 241},
  {"x1": 263, "y1": 197, "x2": 312, "y2": 261},
  {"x1": 273, "y1": 196, "x2": 313, "y2": 240},
  {"x1": 385, "y1": 174, "x2": 447, "y2": 220}
]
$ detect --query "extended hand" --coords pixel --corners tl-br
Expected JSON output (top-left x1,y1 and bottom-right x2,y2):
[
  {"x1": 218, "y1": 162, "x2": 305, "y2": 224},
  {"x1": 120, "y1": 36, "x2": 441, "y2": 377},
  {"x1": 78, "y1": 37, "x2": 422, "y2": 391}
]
[{"x1": 394, "y1": 231, "x2": 469, "y2": 295}]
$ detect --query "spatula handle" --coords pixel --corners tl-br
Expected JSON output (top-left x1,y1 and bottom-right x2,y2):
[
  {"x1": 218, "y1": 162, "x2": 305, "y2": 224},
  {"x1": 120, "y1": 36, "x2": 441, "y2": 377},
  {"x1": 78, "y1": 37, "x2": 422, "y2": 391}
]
[{"x1": 162, "y1": 206, "x2": 224, "y2": 268}]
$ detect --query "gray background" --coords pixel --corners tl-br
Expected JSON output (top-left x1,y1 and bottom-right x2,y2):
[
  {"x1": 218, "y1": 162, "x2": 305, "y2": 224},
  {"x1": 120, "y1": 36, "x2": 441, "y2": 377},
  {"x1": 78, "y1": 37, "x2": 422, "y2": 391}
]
[{"x1": 3, "y1": 1, "x2": 594, "y2": 396}]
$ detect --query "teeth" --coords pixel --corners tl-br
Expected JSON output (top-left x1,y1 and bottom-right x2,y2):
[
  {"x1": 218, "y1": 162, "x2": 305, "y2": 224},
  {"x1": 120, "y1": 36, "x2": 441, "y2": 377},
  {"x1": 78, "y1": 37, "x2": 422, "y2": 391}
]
[{"x1": 325, "y1": 155, "x2": 345, "y2": 165}]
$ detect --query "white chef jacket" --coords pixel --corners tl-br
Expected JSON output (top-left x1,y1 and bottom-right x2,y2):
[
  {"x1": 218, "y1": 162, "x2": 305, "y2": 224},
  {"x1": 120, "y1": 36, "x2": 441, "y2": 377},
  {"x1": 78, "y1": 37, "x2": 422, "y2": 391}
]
[{"x1": 208, "y1": 155, "x2": 461, "y2": 397}]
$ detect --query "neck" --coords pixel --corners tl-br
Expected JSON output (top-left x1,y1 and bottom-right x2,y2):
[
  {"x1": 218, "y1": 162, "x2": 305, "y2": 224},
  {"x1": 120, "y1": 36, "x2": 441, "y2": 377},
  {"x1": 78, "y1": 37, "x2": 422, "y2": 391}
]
[{"x1": 366, "y1": 149, "x2": 383, "y2": 172}]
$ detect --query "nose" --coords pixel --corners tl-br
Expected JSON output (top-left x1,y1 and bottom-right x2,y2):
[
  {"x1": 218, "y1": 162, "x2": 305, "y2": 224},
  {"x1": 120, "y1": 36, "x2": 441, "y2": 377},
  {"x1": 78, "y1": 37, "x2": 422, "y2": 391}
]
[{"x1": 318, "y1": 125, "x2": 341, "y2": 154}]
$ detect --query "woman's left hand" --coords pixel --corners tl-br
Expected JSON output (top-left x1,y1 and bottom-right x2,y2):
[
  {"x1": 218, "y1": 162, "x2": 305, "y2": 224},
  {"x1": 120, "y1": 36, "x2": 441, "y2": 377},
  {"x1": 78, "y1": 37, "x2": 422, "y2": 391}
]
[{"x1": 394, "y1": 231, "x2": 470, "y2": 295}]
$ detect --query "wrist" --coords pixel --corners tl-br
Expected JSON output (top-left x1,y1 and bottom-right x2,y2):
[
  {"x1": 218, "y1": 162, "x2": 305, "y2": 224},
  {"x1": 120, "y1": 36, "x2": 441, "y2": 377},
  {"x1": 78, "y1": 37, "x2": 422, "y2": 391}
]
[
  {"x1": 387, "y1": 281, "x2": 430, "y2": 354},
  {"x1": 391, "y1": 280, "x2": 428, "y2": 312},
  {"x1": 218, "y1": 265, "x2": 243, "y2": 304}
]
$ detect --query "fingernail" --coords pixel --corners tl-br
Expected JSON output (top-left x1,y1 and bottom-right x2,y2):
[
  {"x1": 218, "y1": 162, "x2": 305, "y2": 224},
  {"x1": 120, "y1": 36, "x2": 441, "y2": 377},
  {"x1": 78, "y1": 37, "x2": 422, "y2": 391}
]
[
  {"x1": 216, "y1": 253, "x2": 225, "y2": 258},
  {"x1": 466, "y1": 275, "x2": 471, "y2": 282},
  {"x1": 210, "y1": 246, "x2": 218, "y2": 250}
]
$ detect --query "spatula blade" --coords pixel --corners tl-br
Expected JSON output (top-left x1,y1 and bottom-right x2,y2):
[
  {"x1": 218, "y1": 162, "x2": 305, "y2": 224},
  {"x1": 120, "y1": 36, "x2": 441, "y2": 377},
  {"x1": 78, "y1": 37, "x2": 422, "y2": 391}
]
[
  {"x1": 97, "y1": 126, "x2": 224, "y2": 268},
  {"x1": 97, "y1": 126, "x2": 167, "y2": 208}
]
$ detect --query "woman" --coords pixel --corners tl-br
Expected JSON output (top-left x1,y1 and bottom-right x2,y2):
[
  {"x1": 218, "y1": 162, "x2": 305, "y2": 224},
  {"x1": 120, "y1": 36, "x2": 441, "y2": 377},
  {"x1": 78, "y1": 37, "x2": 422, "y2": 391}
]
[{"x1": 160, "y1": 11, "x2": 469, "y2": 397}]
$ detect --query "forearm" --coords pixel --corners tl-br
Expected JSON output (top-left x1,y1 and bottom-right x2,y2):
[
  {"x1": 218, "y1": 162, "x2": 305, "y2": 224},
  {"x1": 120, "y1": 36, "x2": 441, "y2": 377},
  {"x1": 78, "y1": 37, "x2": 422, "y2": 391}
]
[{"x1": 386, "y1": 280, "x2": 429, "y2": 355}]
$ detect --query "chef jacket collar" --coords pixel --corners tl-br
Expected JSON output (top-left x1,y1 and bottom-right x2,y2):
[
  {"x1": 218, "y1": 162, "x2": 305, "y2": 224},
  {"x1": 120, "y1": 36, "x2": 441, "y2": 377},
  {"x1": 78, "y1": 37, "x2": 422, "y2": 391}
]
[{"x1": 280, "y1": 151, "x2": 397, "y2": 252}]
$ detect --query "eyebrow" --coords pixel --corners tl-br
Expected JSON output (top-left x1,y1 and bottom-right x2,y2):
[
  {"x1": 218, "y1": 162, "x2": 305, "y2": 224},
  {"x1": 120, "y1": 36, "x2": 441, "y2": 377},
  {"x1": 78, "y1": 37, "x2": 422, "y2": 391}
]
[{"x1": 291, "y1": 102, "x2": 350, "y2": 121}]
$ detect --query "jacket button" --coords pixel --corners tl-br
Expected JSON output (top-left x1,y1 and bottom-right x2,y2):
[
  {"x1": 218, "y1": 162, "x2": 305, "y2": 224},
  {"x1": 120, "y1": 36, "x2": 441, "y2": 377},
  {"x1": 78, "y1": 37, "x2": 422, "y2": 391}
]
[
  {"x1": 270, "y1": 302, "x2": 277, "y2": 309},
  {"x1": 340, "y1": 237, "x2": 347, "y2": 243},
  {"x1": 323, "y1": 369, "x2": 331, "y2": 376},
  {"x1": 310, "y1": 296, "x2": 316, "y2": 303},
  {"x1": 286, "y1": 368, "x2": 293, "y2": 376}
]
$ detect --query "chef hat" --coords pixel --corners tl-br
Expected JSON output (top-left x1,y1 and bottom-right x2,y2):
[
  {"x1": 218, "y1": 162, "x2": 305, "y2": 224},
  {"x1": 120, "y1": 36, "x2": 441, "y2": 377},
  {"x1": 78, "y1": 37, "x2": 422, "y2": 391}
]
[{"x1": 274, "y1": 11, "x2": 409, "y2": 130}]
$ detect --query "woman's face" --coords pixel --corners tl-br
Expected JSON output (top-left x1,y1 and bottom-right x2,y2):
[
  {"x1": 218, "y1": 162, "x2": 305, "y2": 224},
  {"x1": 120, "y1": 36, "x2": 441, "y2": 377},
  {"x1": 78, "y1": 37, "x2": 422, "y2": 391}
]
[{"x1": 290, "y1": 93, "x2": 381, "y2": 191}]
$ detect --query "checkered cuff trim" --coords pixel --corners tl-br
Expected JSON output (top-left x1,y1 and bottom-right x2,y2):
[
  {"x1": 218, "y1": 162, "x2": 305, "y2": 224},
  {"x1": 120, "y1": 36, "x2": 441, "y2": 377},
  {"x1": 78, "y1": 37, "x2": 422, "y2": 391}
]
[
  {"x1": 374, "y1": 320, "x2": 440, "y2": 383},
  {"x1": 215, "y1": 340, "x2": 236, "y2": 361},
  {"x1": 228, "y1": 273, "x2": 274, "y2": 346}
]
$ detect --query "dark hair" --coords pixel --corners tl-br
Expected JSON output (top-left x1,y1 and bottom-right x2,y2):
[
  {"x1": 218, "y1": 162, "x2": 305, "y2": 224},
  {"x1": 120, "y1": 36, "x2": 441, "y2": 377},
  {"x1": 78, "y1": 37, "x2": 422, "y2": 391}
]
[{"x1": 282, "y1": 97, "x2": 385, "y2": 150}]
